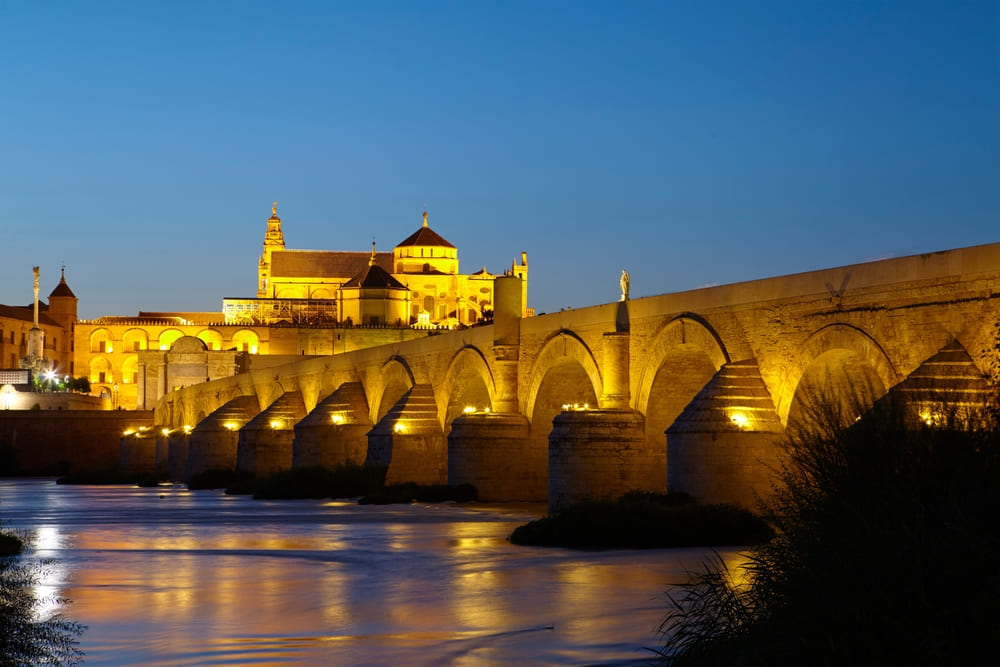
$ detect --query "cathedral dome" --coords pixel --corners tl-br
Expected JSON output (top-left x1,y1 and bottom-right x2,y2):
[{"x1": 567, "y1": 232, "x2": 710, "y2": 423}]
[{"x1": 395, "y1": 211, "x2": 455, "y2": 249}]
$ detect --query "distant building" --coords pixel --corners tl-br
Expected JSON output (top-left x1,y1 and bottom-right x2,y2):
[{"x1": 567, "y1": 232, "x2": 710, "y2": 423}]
[
  {"x1": 0, "y1": 269, "x2": 76, "y2": 374},
  {"x1": 58, "y1": 204, "x2": 531, "y2": 409},
  {"x1": 236, "y1": 205, "x2": 529, "y2": 327}
]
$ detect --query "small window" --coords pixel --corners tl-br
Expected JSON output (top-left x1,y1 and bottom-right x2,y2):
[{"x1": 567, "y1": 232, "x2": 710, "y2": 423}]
[
  {"x1": 99, "y1": 340, "x2": 106, "y2": 353},
  {"x1": 133, "y1": 341, "x2": 141, "y2": 351}
]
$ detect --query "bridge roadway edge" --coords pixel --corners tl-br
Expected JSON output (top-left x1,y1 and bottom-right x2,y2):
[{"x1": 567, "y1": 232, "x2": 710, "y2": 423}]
[{"x1": 142, "y1": 242, "x2": 1000, "y2": 506}]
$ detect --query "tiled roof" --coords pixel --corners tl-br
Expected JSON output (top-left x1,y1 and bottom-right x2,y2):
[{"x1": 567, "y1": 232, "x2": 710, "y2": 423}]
[
  {"x1": 342, "y1": 263, "x2": 408, "y2": 290},
  {"x1": 0, "y1": 304, "x2": 63, "y2": 328},
  {"x1": 49, "y1": 278, "x2": 76, "y2": 298},
  {"x1": 271, "y1": 251, "x2": 393, "y2": 278},
  {"x1": 396, "y1": 225, "x2": 455, "y2": 249}
]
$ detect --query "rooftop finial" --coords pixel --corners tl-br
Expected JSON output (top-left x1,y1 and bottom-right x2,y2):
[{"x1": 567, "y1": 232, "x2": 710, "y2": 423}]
[
  {"x1": 271, "y1": 201, "x2": 278, "y2": 217},
  {"x1": 370, "y1": 240, "x2": 377, "y2": 266},
  {"x1": 422, "y1": 210, "x2": 428, "y2": 228}
]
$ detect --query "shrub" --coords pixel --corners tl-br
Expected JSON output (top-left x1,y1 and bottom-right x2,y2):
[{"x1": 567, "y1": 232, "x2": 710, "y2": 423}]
[
  {"x1": 188, "y1": 468, "x2": 253, "y2": 491},
  {"x1": 358, "y1": 482, "x2": 478, "y2": 505},
  {"x1": 659, "y1": 396, "x2": 1000, "y2": 665},
  {"x1": 251, "y1": 464, "x2": 387, "y2": 500},
  {"x1": 510, "y1": 492, "x2": 771, "y2": 549},
  {"x1": 0, "y1": 527, "x2": 84, "y2": 664}
]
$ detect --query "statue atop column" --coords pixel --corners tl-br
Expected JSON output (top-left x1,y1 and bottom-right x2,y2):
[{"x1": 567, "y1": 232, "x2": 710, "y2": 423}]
[{"x1": 620, "y1": 269, "x2": 630, "y2": 302}]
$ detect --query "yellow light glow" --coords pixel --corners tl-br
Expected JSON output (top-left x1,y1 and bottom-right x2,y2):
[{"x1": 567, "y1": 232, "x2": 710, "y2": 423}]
[
  {"x1": 106, "y1": 345, "x2": 113, "y2": 353},
  {"x1": 139, "y1": 426, "x2": 148, "y2": 432},
  {"x1": 182, "y1": 425, "x2": 193, "y2": 434},
  {"x1": 393, "y1": 422, "x2": 406, "y2": 434},
  {"x1": 269, "y1": 419, "x2": 284, "y2": 429},
  {"x1": 161, "y1": 428, "x2": 171, "y2": 436},
  {"x1": 1, "y1": 384, "x2": 15, "y2": 410},
  {"x1": 331, "y1": 414, "x2": 345, "y2": 425},
  {"x1": 730, "y1": 412, "x2": 749, "y2": 429},
  {"x1": 463, "y1": 406, "x2": 476, "y2": 414},
  {"x1": 919, "y1": 409, "x2": 939, "y2": 427},
  {"x1": 249, "y1": 345, "x2": 258, "y2": 354},
  {"x1": 123, "y1": 429, "x2": 135, "y2": 436},
  {"x1": 223, "y1": 421, "x2": 238, "y2": 431}
]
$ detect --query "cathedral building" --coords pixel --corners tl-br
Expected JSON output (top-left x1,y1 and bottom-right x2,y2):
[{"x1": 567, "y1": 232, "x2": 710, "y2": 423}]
[
  {"x1": 227, "y1": 205, "x2": 529, "y2": 327},
  {"x1": 57, "y1": 204, "x2": 530, "y2": 410}
]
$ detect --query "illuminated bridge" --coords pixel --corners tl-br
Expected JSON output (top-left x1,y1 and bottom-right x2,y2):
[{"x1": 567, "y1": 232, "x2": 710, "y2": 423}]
[{"x1": 132, "y1": 243, "x2": 1000, "y2": 511}]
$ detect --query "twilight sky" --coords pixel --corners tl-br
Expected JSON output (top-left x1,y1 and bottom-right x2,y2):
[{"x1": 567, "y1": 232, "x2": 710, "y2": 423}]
[{"x1": 1, "y1": 1, "x2": 997, "y2": 320}]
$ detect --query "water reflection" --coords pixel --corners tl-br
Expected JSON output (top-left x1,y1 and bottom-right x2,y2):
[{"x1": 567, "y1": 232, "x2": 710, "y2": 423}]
[{"x1": 0, "y1": 480, "x2": 746, "y2": 666}]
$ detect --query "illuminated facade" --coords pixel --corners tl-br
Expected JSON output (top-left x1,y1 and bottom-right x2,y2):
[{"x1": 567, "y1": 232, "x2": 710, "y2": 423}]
[
  {"x1": 10, "y1": 204, "x2": 530, "y2": 410},
  {"x1": 0, "y1": 269, "x2": 76, "y2": 375},
  {"x1": 247, "y1": 206, "x2": 530, "y2": 327}
]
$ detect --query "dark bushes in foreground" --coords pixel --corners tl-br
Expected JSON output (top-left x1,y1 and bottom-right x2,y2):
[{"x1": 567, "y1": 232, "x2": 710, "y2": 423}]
[
  {"x1": 0, "y1": 528, "x2": 85, "y2": 664},
  {"x1": 660, "y1": 400, "x2": 1000, "y2": 665},
  {"x1": 509, "y1": 492, "x2": 772, "y2": 549},
  {"x1": 250, "y1": 464, "x2": 387, "y2": 499},
  {"x1": 358, "y1": 482, "x2": 478, "y2": 504},
  {"x1": 188, "y1": 468, "x2": 254, "y2": 491}
]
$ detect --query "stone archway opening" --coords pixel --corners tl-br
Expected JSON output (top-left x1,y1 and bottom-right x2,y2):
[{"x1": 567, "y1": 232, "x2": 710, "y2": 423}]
[
  {"x1": 645, "y1": 345, "x2": 719, "y2": 454},
  {"x1": 444, "y1": 369, "x2": 492, "y2": 428},
  {"x1": 530, "y1": 358, "x2": 599, "y2": 447},
  {"x1": 787, "y1": 349, "x2": 887, "y2": 436},
  {"x1": 375, "y1": 362, "x2": 413, "y2": 423}
]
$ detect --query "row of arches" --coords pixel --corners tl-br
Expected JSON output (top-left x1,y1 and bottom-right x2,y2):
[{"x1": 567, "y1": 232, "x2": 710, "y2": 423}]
[
  {"x1": 163, "y1": 316, "x2": 916, "y2": 441},
  {"x1": 89, "y1": 328, "x2": 261, "y2": 353},
  {"x1": 299, "y1": 317, "x2": 908, "y2": 438}
]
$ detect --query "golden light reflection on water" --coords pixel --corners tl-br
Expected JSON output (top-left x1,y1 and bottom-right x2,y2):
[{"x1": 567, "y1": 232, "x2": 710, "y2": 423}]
[{"x1": 1, "y1": 481, "x2": 752, "y2": 666}]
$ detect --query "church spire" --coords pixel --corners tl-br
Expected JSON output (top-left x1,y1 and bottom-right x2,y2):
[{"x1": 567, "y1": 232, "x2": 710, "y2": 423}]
[
  {"x1": 369, "y1": 240, "x2": 377, "y2": 266},
  {"x1": 422, "y1": 210, "x2": 428, "y2": 228},
  {"x1": 259, "y1": 201, "x2": 286, "y2": 298}
]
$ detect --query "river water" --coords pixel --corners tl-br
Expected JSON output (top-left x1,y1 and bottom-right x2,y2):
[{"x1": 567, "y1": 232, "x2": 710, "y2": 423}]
[{"x1": 0, "y1": 479, "x2": 744, "y2": 666}]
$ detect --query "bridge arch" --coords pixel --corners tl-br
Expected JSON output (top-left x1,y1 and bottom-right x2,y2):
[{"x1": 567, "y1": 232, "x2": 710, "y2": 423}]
[
  {"x1": 780, "y1": 323, "x2": 898, "y2": 429},
  {"x1": 369, "y1": 356, "x2": 416, "y2": 423},
  {"x1": 523, "y1": 330, "x2": 602, "y2": 424},
  {"x1": 440, "y1": 345, "x2": 496, "y2": 428},
  {"x1": 635, "y1": 314, "x2": 731, "y2": 440}
]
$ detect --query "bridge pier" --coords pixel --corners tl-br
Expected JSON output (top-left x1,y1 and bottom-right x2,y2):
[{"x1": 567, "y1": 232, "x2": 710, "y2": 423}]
[
  {"x1": 154, "y1": 429, "x2": 170, "y2": 478},
  {"x1": 367, "y1": 384, "x2": 446, "y2": 484},
  {"x1": 448, "y1": 412, "x2": 540, "y2": 501},
  {"x1": 293, "y1": 382, "x2": 371, "y2": 469},
  {"x1": 119, "y1": 430, "x2": 156, "y2": 477},
  {"x1": 548, "y1": 408, "x2": 658, "y2": 513},
  {"x1": 666, "y1": 360, "x2": 785, "y2": 508},
  {"x1": 186, "y1": 395, "x2": 259, "y2": 481},
  {"x1": 167, "y1": 430, "x2": 190, "y2": 481},
  {"x1": 237, "y1": 391, "x2": 306, "y2": 478}
]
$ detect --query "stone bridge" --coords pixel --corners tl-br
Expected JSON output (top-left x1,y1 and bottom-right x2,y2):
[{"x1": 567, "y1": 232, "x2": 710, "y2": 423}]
[{"x1": 136, "y1": 243, "x2": 1000, "y2": 510}]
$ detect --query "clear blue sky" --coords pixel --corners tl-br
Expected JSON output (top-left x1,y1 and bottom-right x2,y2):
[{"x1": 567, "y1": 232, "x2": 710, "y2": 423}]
[{"x1": 2, "y1": 1, "x2": 997, "y2": 320}]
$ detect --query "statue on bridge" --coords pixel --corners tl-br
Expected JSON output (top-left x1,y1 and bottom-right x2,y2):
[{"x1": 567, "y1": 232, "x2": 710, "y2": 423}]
[{"x1": 620, "y1": 269, "x2": 630, "y2": 302}]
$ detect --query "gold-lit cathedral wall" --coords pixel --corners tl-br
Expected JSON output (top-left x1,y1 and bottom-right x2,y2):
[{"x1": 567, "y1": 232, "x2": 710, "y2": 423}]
[
  {"x1": 66, "y1": 206, "x2": 529, "y2": 410},
  {"x1": 250, "y1": 207, "x2": 529, "y2": 327}
]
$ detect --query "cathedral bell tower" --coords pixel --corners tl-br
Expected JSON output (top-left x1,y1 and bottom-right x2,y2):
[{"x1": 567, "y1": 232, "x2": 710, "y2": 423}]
[{"x1": 258, "y1": 202, "x2": 286, "y2": 298}]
